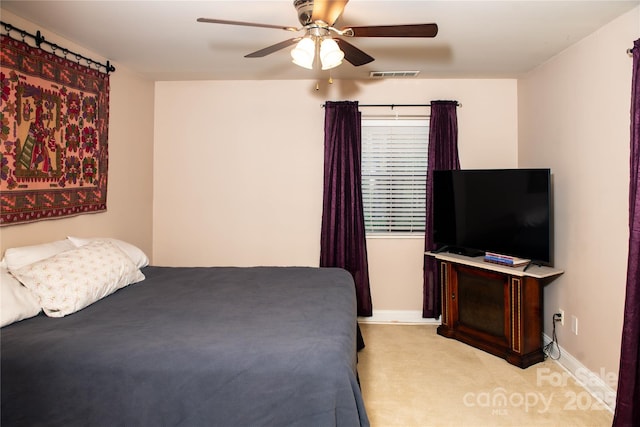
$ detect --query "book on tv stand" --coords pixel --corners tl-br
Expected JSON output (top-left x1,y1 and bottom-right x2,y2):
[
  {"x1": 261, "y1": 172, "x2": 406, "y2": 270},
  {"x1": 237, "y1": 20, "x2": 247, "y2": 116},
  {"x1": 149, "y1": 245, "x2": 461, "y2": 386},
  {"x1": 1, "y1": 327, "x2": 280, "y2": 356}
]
[{"x1": 483, "y1": 252, "x2": 531, "y2": 267}]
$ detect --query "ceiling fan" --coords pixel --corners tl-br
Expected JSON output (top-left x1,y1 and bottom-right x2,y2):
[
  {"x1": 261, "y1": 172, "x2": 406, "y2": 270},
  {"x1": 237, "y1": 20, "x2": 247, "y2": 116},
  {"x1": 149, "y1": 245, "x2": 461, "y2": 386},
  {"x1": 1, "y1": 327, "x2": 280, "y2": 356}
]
[{"x1": 197, "y1": 0, "x2": 438, "y2": 70}]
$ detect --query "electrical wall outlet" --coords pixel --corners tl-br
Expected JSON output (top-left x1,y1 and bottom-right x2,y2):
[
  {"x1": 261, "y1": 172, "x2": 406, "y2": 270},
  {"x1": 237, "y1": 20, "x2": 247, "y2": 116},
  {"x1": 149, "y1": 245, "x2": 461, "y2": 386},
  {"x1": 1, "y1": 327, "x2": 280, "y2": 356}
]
[
  {"x1": 571, "y1": 315, "x2": 579, "y2": 335},
  {"x1": 558, "y1": 309, "x2": 565, "y2": 325}
]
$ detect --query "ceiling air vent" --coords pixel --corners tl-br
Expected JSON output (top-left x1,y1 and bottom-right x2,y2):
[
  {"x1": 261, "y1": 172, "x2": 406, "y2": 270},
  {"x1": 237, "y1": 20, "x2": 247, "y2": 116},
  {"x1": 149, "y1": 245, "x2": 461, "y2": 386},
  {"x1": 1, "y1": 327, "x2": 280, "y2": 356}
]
[{"x1": 369, "y1": 71, "x2": 420, "y2": 78}]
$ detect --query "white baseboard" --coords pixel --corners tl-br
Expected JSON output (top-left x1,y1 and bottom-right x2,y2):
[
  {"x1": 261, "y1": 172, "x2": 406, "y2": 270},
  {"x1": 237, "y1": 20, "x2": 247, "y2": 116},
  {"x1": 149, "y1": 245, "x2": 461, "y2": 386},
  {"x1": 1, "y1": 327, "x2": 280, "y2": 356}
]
[
  {"x1": 358, "y1": 310, "x2": 440, "y2": 325},
  {"x1": 542, "y1": 333, "x2": 617, "y2": 413}
]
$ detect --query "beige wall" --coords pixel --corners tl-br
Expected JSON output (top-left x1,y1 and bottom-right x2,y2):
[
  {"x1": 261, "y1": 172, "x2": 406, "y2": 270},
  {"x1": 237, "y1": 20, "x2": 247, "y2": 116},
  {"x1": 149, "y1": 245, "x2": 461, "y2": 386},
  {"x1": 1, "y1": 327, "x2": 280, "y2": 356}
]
[
  {"x1": 153, "y1": 78, "x2": 518, "y2": 312},
  {"x1": 518, "y1": 6, "x2": 639, "y2": 382},
  {"x1": 0, "y1": 10, "x2": 155, "y2": 258}
]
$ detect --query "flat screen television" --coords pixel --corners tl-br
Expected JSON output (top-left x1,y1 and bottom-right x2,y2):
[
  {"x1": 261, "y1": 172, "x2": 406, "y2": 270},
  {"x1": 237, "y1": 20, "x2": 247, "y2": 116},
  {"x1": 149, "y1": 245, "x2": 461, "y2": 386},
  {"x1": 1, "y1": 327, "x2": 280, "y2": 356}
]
[{"x1": 432, "y1": 168, "x2": 553, "y2": 266}]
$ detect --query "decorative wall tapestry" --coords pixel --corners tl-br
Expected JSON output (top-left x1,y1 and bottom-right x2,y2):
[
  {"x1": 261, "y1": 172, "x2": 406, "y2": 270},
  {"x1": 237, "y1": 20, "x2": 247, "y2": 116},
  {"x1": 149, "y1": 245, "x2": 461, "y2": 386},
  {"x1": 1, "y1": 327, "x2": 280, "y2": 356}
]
[{"x1": 0, "y1": 34, "x2": 110, "y2": 225}]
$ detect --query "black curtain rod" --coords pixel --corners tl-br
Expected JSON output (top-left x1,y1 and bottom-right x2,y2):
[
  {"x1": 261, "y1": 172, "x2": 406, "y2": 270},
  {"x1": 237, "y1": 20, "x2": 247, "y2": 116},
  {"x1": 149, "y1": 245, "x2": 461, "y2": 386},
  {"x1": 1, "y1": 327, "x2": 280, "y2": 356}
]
[
  {"x1": 322, "y1": 102, "x2": 461, "y2": 108},
  {"x1": 359, "y1": 103, "x2": 461, "y2": 108},
  {"x1": 1, "y1": 21, "x2": 115, "y2": 74}
]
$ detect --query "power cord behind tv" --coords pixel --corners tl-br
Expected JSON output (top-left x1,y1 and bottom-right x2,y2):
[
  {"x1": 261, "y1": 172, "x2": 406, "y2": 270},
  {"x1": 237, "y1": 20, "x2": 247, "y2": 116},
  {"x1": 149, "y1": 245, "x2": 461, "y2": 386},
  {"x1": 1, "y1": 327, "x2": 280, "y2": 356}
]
[{"x1": 543, "y1": 313, "x2": 562, "y2": 360}]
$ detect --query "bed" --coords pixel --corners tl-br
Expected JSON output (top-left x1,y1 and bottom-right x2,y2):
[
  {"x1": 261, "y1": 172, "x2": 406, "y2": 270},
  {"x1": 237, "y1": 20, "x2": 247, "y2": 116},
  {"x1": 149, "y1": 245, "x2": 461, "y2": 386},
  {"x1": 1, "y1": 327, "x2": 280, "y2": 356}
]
[{"x1": 1, "y1": 241, "x2": 369, "y2": 426}]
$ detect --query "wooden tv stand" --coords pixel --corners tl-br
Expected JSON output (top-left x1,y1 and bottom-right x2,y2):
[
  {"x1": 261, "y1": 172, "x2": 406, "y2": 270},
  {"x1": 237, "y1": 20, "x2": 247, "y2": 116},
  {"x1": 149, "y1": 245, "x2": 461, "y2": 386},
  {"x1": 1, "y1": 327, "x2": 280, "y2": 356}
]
[{"x1": 428, "y1": 252, "x2": 563, "y2": 368}]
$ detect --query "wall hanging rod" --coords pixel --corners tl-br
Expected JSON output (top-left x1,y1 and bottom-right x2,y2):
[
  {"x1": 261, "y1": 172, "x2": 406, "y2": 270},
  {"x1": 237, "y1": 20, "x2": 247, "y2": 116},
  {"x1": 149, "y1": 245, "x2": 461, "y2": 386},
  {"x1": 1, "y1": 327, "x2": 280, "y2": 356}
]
[{"x1": 0, "y1": 21, "x2": 115, "y2": 74}]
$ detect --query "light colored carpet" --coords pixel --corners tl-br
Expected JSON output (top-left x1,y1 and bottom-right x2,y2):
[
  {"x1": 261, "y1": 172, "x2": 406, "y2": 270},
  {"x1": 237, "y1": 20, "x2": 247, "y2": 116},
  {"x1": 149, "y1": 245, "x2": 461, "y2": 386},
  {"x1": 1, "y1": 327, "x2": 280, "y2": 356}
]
[{"x1": 357, "y1": 323, "x2": 613, "y2": 427}]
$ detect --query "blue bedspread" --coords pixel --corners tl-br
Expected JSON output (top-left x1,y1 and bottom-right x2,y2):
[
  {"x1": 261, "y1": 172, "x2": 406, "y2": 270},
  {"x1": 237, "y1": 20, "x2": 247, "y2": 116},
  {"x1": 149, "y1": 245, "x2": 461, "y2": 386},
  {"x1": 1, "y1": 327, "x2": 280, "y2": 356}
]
[{"x1": 1, "y1": 266, "x2": 369, "y2": 426}]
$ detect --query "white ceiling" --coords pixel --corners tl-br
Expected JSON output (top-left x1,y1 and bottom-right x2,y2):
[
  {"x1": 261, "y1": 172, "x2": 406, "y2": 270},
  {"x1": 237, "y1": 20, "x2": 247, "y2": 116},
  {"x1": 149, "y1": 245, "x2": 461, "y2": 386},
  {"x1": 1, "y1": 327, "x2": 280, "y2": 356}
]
[{"x1": 1, "y1": 0, "x2": 638, "y2": 81}]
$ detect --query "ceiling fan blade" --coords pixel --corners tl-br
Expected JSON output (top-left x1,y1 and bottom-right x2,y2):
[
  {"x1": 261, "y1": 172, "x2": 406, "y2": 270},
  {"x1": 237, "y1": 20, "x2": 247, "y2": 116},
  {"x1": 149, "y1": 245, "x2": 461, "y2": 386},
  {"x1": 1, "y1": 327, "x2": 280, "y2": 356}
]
[
  {"x1": 244, "y1": 38, "x2": 301, "y2": 58},
  {"x1": 335, "y1": 38, "x2": 374, "y2": 66},
  {"x1": 311, "y1": 0, "x2": 349, "y2": 26},
  {"x1": 197, "y1": 18, "x2": 298, "y2": 32},
  {"x1": 347, "y1": 23, "x2": 438, "y2": 38}
]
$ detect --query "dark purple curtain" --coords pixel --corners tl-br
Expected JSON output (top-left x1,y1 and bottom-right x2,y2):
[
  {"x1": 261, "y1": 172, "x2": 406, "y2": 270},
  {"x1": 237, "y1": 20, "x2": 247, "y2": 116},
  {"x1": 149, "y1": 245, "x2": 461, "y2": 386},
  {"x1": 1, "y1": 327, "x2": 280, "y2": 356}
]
[
  {"x1": 320, "y1": 101, "x2": 373, "y2": 318},
  {"x1": 423, "y1": 100, "x2": 461, "y2": 319},
  {"x1": 613, "y1": 38, "x2": 640, "y2": 427}
]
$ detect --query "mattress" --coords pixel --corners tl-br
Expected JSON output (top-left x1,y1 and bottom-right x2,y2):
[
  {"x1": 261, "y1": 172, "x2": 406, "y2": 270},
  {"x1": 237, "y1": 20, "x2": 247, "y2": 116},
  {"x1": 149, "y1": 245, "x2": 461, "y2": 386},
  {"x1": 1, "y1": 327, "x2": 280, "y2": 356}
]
[{"x1": 1, "y1": 266, "x2": 369, "y2": 426}]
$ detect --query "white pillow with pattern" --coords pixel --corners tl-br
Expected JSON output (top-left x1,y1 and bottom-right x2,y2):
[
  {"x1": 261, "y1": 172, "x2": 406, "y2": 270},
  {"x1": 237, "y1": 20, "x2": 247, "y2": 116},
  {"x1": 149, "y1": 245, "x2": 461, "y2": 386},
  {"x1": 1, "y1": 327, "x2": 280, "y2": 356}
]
[
  {"x1": 67, "y1": 236, "x2": 149, "y2": 269},
  {"x1": 10, "y1": 240, "x2": 145, "y2": 317}
]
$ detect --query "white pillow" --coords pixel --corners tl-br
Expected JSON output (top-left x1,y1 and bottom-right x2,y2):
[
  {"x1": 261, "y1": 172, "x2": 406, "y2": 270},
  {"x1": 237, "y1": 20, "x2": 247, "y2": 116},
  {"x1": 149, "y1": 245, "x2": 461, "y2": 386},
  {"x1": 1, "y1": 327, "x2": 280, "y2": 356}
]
[
  {"x1": 10, "y1": 240, "x2": 145, "y2": 318},
  {"x1": 1, "y1": 267, "x2": 42, "y2": 327},
  {"x1": 3, "y1": 239, "x2": 76, "y2": 271},
  {"x1": 67, "y1": 236, "x2": 149, "y2": 269}
]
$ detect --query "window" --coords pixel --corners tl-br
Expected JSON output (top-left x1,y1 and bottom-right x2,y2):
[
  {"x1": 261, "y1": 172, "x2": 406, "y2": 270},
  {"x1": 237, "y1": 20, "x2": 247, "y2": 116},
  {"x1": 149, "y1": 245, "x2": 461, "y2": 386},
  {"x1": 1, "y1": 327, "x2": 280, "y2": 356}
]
[{"x1": 361, "y1": 118, "x2": 429, "y2": 234}]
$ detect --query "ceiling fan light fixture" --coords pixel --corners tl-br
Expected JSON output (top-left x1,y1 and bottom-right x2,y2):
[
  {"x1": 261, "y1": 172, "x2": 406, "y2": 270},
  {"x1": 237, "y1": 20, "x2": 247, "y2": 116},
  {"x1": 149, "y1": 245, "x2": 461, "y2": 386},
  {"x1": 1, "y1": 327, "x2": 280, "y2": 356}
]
[
  {"x1": 199, "y1": 2, "x2": 440, "y2": 72},
  {"x1": 320, "y1": 38, "x2": 344, "y2": 70},
  {"x1": 291, "y1": 37, "x2": 315, "y2": 69}
]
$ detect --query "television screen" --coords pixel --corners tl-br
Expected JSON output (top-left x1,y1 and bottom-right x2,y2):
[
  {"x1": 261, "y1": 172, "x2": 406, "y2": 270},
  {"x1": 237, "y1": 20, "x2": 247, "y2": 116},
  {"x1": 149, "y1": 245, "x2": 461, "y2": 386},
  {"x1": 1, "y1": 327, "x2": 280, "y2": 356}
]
[{"x1": 432, "y1": 168, "x2": 553, "y2": 266}]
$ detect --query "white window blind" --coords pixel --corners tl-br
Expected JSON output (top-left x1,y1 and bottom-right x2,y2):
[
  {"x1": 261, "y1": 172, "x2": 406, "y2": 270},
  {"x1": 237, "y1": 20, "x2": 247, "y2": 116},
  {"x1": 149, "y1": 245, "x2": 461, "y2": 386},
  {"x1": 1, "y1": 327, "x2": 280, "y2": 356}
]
[{"x1": 361, "y1": 119, "x2": 429, "y2": 234}]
